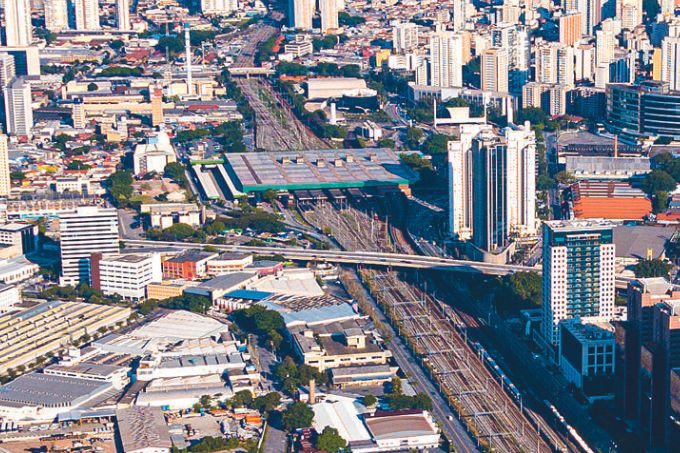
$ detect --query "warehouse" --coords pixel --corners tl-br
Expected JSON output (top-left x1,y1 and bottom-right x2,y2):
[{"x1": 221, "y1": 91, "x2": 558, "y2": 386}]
[{"x1": 202, "y1": 148, "x2": 417, "y2": 197}]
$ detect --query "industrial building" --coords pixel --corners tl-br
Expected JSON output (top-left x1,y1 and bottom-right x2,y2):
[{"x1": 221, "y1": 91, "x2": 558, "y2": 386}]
[
  {"x1": 116, "y1": 406, "x2": 172, "y2": 453},
  {"x1": 193, "y1": 148, "x2": 417, "y2": 198},
  {"x1": 0, "y1": 301, "x2": 131, "y2": 376},
  {"x1": 569, "y1": 180, "x2": 652, "y2": 220}
]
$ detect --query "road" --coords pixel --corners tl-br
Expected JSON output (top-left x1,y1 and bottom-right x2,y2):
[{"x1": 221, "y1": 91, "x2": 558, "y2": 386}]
[
  {"x1": 118, "y1": 209, "x2": 144, "y2": 240},
  {"x1": 121, "y1": 239, "x2": 537, "y2": 276},
  {"x1": 343, "y1": 271, "x2": 478, "y2": 453}
]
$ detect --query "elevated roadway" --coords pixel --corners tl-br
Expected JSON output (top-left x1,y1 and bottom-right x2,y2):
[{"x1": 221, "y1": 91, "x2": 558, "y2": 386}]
[{"x1": 122, "y1": 239, "x2": 534, "y2": 276}]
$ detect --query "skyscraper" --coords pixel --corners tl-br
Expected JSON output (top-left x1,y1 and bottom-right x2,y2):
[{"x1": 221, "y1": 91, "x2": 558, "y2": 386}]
[
  {"x1": 319, "y1": 0, "x2": 338, "y2": 34},
  {"x1": 480, "y1": 47, "x2": 509, "y2": 92},
  {"x1": 0, "y1": 54, "x2": 15, "y2": 89},
  {"x1": 616, "y1": 0, "x2": 642, "y2": 29},
  {"x1": 3, "y1": 0, "x2": 32, "y2": 46},
  {"x1": 117, "y1": 0, "x2": 130, "y2": 30},
  {"x1": 577, "y1": 0, "x2": 602, "y2": 36},
  {"x1": 535, "y1": 41, "x2": 575, "y2": 87},
  {"x1": 4, "y1": 77, "x2": 33, "y2": 137},
  {"x1": 392, "y1": 22, "x2": 419, "y2": 54},
  {"x1": 44, "y1": 0, "x2": 70, "y2": 32},
  {"x1": 74, "y1": 0, "x2": 101, "y2": 30},
  {"x1": 559, "y1": 12, "x2": 582, "y2": 46},
  {"x1": 541, "y1": 220, "x2": 616, "y2": 347},
  {"x1": 289, "y1": 0, "x2": 314, "y2": 30},
  {"x1": 448, "y1": 122, "x2": 536, "y2": 257},
  {"x1": 0, "y1": 134, "x2": 10, "y2": 197},
  {"x1": 428, "y1": 30, "x2": 463, "y2": 88},
  {"x1": 72, "y1": 98, "x2": 86, "y2": 129},
  {"x1": 59, "y1": 206, "x2": 119, "y2": 286},
  {"x1": 661, "y1": 36, "x2": 680, "y2": 91}
]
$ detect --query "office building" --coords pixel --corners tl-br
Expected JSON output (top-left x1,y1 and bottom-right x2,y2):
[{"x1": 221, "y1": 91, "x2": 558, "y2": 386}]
[
  {"x1": 535, "y1": 42, "x2": 574, "y2": 87},
  {"x1": 616, "y1": 279, "x2": 680, "y2": 450},
  {"x1": 559, "y1": 320, "x2": 615, "y2": 396},
  {"x1": 289, "y1": 0, "x2": 314, "y2": 30},
  {"x1": 3, "y1": 0, "x2": 32, "y2": 47},
  {"x1": 606, "y1": 81, "x2": 680, "y2": 142},
  {"x1": 91, "y1": 253, "x2": 162, "y2": 301},
  {"x1": 4, "y1": 78, "x2": 33, "y2": 137},
  {"x1": 559, "y1": 12, "x2": 582, "y2": 46},
  {"x1": 480, "y1": 47, "x2": 509, "y2": 92},
  {"x1": 448, "y1": 122, "x2": 536, "y2": 260},
  {"x1": 74, "y1": 0, "x2": 101, "y2": 30},
  {"x1": 117, "y1": 0, "x2": 130, "y2": 30},
  {"x1": 44, "y1": 0, "x2": 69, "y2": 32},
  {"x1": 393, "y1": 22, "x2": 419, "y2": 54},
  {"x1": 541, "y1": 220, "x2": 616, "y2": 347},
  {"x1": 0, "y1": 135, "x2": 9, "y2": 198},
  {"x1": 0, "y1": 223, "x2": 38, "y2": 254},
  {"x1": 162, "y1": 250, "x2": 218, "y2": 280},
  {"x1": 319, "y1": 0, "x2": 338, "y2": 34},
  {"x1": 429, "y1": 30, "x2": 463, "y2": 88},
  {"x1": 2, "y1": 47, "x2": 40, "y2": 76},
  {"x1": 59, "y1": 206, "x2": 119, "y2": 286}
]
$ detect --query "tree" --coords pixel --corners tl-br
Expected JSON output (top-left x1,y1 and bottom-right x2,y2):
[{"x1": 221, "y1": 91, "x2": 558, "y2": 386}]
[
  {"x1": 653, "y1": 191, "x2": 669, "y2": 213},
  {"x1": 338, "y1": 12, "x2": 366, "y2": 26},
  {"x1": 263, "y1": 189, "x2": 278, "y2": 203},
  {"x1": 160, "y1": 223, "x2": 196, "y2": 241},
  {"x1": 10, "y1": 171, "x2": 25, "y2": 181},
  {"x1": 109, "y1": 40, "x2": 125, "y2": 50},
  {"x1": 156, "y1": 35, "x2": 184, "y2": 57},
  {"x1": 282, "y1": 402, "x2": 314, "y2": 431},
  {"x1": 253, "y1": 392, "x2": 281, "y2": 414},
  {"x1": 316, "y1": 427, "x2": 347, "y2": 452},
  {"x1": 422, "y1": 133, "x2": 451, "y2": 154},
  {"x1": 405, "y1": 127, "x2": 424, "y2": 149},
  {"x1": 199, "y1": 394, "x2": 213, "y2": 408},
  {"x1": 390, "y1": 376, "x2": 402, "y2": 395},
  {"x1": 87, "y1": 82, "x2": 98, "y2": 92},
  {"x1": 231, "y1": 390, "x2": 253, "y2": 408},
  {"x1": 554, "y1": 170, "x2": 576, "y2": 186},
  {"x1": 107, "y1": 170, "x2": 134, "y2": 207},
  {"x1": 634, "y1": 259, "x2": 672, "y2": 278},
  {"x1": 363, "y1": 395, "x2": 377, "y2": 407},
  {"x1": 641, "y1": 170, "x2": 677, "y2": 194}
]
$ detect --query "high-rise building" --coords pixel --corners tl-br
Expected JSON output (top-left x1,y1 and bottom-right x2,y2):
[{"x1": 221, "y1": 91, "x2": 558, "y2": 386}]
[
  {"x1": 448, "y1": 122, "x2": 536, "y2": 257},
  {"x1": 490, "y1": 24, "x2": 530, "y2": 93},
  {"x1": 44, "y1": 0, "x2": 69, "y2": 32},
  {"x1": 616, "y1": 0, "x2": 642, "y2": 29},
  {"x1": 91, "y1": 253, "x2": 162, "y2": 301},
  {"x1": 596, "y1": 25, "x2": 616, "y2": 67},
  {"x1": 577, "y1": 0, "x2": 602, "y2": 36},
  {"x1": 429, "y1": 30, "x2": 463, "y2": 88},
  {"x1": 117, "y1": 0, "x2": 130, "y2": 30},
  {"x1": 661, "y1": 36, "x2": 680, "y2": 91},
  {"x1": 4, "y1": 77, "x2": 33, "y2": 137},
  {"x1": 72, "y1": 98, "x2": 86, "y2": 129},
  {"x1": 535, "y1": 41, "x2": 575, "y2": 87},
  {"x1": 151, "y1": 85, "x2": 164, "y2": 126},
  {"x1": 541, "y1": 220, "x2": 616, "y2": 347},
  {"x1": 289, "y1": 0, "x2": 314, "y2": 30},
  {"x1": 0, "y1": 54, "x2": 15, "y2": 89},
  {"x1": 74, "y1": 0, "x2": 101, "y2": 30},
  {"x1": 522, "y1": 82, "x2": 568, "y2": 115},
  {"x1": 480, "y1": 47, "x2": 509, "y2": 92},
  {"x1": 2, "y1": 47, "x2": 40, "y2": 76},
  {"x1": 319, "y1": 0, "x2": 338, "y2": 34},
  {"x1": 0, "y1": 134, "x2": 10, "y2": 197},
  {"x1": 559, "y1": 12, "x2": 582, "y2": 46},
  {"x1": 201, "y1": 0, "x2": 238, "y2": 15},
  {"x1": 392, "y1": 22, "x2": 419, "y2": 54},
  {"x1": 3, "y1": 0, "x2": 32, "y2": 47},
  {"x1": 59, "y1": 206, "x2": 119, "y2": 286}
]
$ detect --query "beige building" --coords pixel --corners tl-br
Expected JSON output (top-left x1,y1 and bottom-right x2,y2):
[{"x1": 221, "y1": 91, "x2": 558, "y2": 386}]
[
  {"x1": 0, "y1": 135, "x2": 11, "y2": 197},
  {"x1": 480, "y1": 47, "x2": 509, "y2": 93},
  {"x1": 147, "y1": 281, "x2": 192, "y2": 300}
]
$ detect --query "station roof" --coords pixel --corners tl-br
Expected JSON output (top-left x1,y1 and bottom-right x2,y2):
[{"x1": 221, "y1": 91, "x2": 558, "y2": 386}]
[{"x1": 218, "y1": 148, "x2": 417, "y2": 193}]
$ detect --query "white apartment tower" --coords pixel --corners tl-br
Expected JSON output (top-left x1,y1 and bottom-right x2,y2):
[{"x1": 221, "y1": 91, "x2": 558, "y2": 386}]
[
  {"x1": 535, "y1": 42, "x2": 575, "y2": 87},
  {"x1": 4, "y1": 78, "x2": 33, "y2": 137},
  {"x1": 289, "y1": 0, "x2": 314, "y2": 30},
  {"x1": 117, "y1": 0, "x2": 130, "y2": 30},
  {"x1": 201, "y1": 0, "x2": 238, "y2": 14},
  {"x1": 616, "y1": 0, "x2": 642, "y2": 29},
  {"x1": 662, "y1": 36, "x2": 680, "y2": 91},
  {"x1": 393, "y1": 22, "x2": 419, "y2": 54},
  {"x1": 3, "y1": 0, "x2": 32, "y2": 46},
  {"x1": 0, "y1": 54, "x2": 15, "y2": 89},
  {"x1": 45, "y1": 0, "x2": 70, "y2": 32},
  {"x1": 429, "y1": 30, "x2": 463, "y2": 88},
  {"x1": 0, "y1": 134, "x2": 10, "y2": 197},
  {"x1": 448, "y1": 122, "x2": 537, "y2": 251},
  {"x1": 541, "y1": 220, "x2": 616, "y2": 346},
  {"x1": 59, "y1": 206, "x2": 120, "y2": 286},
  {"x1": 319, "y1": 0, "x2": 339, "y2": 34},
  {"x1": 74, "y1": 0, "x2": 101, "y2": 30}
]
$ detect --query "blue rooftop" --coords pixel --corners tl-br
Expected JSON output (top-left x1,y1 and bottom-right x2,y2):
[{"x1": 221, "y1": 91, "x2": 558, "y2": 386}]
[{"x1": 223, "y1": 289, "x2": 273, "y2": 301}]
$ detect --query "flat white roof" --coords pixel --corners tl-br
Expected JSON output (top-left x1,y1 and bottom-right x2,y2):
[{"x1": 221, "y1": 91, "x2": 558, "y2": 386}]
[{"x1": 312, "y1": 396, "x2": 371, "y2": 443}]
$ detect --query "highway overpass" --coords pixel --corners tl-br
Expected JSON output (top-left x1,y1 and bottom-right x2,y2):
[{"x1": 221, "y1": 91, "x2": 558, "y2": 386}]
[{"x1": 122, "y1": 239, "x2": 535, "y2": 276}]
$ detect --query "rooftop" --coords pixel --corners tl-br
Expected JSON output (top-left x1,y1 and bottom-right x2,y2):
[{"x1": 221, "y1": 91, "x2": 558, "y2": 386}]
[
  {"x1": 613, "y1": 225, "x2": 674, "y2": 260},
  {"x1": 544, "y1": 219, "x2": 615, "y2": 232},
  {"x1": 219, "y1": 148, "x2": 417, "y2": 193},
  {"x1": 116, "y1": 406, "x2": 172, "y2": 452},
  {"x1": 364, "y1": 410, "x2": 438, "y2": 440},
  {"x1": 0, "y1": 372, "x2": 110, "y2": 407},
  {"x1": 166, "y1": 250, "x2": 217, "y2": 263}
]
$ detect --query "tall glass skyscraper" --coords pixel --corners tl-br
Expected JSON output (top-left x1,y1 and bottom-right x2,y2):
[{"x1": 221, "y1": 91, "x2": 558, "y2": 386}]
[{"x1": 542, "y1": 220, "x2": 616, "y2": 346}]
